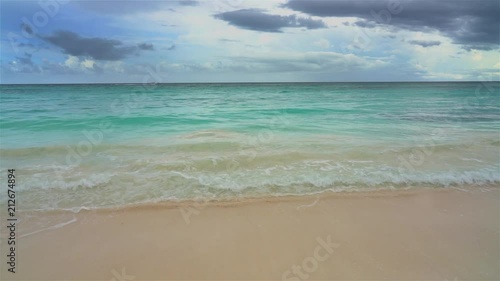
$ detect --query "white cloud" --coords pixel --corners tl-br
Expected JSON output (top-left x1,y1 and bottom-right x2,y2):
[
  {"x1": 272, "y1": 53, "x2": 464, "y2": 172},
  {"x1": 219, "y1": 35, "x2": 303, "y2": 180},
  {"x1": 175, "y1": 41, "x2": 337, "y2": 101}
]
[
  {"x1": 81, "y1": 59, "x2": 95, "y2": 69},
  {"x1": 64, "y1": 56, "x2": 96, "y2": 71},
  {"x1": 64, "y1": 56, "x2": 80, "y2": 68}
]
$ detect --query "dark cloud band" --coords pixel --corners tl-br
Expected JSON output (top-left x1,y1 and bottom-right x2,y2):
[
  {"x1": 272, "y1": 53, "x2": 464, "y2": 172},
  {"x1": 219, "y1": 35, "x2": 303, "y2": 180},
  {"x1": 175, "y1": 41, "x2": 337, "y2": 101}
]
[
  {"x1": 214, "y1": 9, "x2": 326, "y2": 33},
  {"x1": 41, "y1": 31, "x2": 153, "y2": 61},
  {"x1": 285, "y1": 0, "x2": 500, "y2": 50},
  {"x1": 408, "y1": 40, "x2": 441, "y2": 47}
]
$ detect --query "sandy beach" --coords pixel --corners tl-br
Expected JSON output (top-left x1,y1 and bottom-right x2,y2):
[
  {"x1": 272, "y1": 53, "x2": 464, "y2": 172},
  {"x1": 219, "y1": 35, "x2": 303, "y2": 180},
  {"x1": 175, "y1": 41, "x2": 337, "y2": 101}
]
[{"x1": 1, "y1": 186, "x2": 498, "y2": 280}]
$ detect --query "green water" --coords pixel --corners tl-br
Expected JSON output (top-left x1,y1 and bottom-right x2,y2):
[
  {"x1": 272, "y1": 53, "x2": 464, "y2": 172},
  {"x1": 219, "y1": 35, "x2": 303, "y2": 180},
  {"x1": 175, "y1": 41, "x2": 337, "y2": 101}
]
[{"x1": 0, "y1": 82, "x2": 499, "y2": 210}]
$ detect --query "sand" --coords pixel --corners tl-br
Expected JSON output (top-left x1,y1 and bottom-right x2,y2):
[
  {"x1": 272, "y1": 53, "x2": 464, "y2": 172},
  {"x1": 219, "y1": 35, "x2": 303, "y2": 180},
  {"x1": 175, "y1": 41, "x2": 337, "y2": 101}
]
[{"x1": 1, "y1": 186, "x2": 499, "y2": 280}]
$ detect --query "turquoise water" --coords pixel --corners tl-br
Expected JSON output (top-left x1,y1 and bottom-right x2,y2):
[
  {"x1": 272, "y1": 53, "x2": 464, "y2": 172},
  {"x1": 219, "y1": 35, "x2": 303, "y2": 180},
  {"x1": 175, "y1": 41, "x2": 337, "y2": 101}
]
[{"x1": 1, "y1": 82, "x2": 499, "y2": 210}]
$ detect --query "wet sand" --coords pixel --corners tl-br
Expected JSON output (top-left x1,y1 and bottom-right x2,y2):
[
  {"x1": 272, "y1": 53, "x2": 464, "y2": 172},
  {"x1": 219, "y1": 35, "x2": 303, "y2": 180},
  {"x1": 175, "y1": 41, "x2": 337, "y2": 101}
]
[{"x1": 2, "y1": 186, "x2": 499, "y2": 280}]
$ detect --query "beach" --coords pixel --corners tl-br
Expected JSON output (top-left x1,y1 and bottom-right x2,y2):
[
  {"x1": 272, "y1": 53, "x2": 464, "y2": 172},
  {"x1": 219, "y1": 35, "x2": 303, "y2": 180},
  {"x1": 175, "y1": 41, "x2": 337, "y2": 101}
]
[{"x1": 2, "y1": 185, "x2": 499, "y2": 280}]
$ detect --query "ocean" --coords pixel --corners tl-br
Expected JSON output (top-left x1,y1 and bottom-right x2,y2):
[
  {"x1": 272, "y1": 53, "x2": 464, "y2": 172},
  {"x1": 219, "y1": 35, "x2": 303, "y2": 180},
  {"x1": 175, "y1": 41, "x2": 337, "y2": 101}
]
[{"x1": 0, "y1": 82, "x2": 499, "y2": 211}]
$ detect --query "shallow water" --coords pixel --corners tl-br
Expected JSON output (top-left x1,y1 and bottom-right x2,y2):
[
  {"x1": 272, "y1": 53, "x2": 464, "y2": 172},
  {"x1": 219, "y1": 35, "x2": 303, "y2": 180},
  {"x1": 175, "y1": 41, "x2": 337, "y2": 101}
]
[{"x1": 1, "y1": 82, "x2": 499, "y2": 210}]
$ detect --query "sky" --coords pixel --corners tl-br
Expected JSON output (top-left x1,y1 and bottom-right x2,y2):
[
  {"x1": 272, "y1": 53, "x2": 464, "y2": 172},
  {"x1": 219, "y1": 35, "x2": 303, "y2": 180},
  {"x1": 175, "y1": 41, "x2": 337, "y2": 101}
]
[{"x1": 0, "y1": 0, "x2": 499, "y2": 83}]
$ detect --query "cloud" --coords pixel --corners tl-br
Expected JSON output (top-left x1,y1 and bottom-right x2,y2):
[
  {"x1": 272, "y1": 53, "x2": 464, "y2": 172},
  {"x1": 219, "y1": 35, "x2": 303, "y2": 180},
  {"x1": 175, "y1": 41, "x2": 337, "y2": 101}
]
[
  {"x1": 178, "y1": 0, "x2": 199, "y2": 6},
  {"x1": 21, "y1": 23, "x2": 35, "y2": 36},
  {"x1": 160, "y1": 51, "x2": 387, "y2": 74},
  {"x1": 15, "y1": 52, "x2": 34, "y2": 66},
  {"x1": 313, "y1": 38, "x2": 331, "y2": 49},
  {"x1": 65, "y1": 56, "x2": 98, "y2": 71},
  {"x1": 408, "y1": 40, "x2": 441, "y2": 47},
  {"x1": 75, "y1": 0, "x2": 182, "y2": 14},
  {"x1": 284, "y1": 0, "x2": 500, "y2": 50},
  {"x1": 41, "y1": 31, "x2": 139, "y2": 61},
  {"x1": 17, "y1": 43, "x2": 36, "y2": 48},
  {"x1": 352, "y1": 20, "x2": 378, "y2": 28},
  {"x1": 138, "y1": 43, "x2": 155, "y2": 50},
  {"x1": 236, "y1": 51, "x2": 387, "y2": 73},
  {"x1": 214, "y1": 9, "x2": 326, "y2": 32},
  {"x1": 3, "y1": 53, "x2": 40, "y2": 74}
]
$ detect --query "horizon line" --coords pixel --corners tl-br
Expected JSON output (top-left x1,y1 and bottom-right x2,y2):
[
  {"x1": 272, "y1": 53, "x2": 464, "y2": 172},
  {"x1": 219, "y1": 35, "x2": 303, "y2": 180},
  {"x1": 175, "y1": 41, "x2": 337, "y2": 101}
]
[{"x1": 1, "y1": 81, "x2": 499, "y2": 86}]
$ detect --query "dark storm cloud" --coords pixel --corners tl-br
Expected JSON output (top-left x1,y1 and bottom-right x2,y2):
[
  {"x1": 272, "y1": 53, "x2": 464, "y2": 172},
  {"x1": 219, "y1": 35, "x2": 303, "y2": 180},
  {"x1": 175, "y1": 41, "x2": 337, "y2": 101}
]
[
  {"x1": 138, "y1": 43, "x2": 155, "y2": 50},
  {"x1": 407, "y1": 40, "x2": 441, "y2": 47},
  {"x1": 214, "y1": 9, "x2": 326, "y2": 32},
  {"x1": 284, "y1": 0, "x2": 500, "y2": 50},
  {"x1": 42, "y1": 31, "x2": 138, "y2": 61}
]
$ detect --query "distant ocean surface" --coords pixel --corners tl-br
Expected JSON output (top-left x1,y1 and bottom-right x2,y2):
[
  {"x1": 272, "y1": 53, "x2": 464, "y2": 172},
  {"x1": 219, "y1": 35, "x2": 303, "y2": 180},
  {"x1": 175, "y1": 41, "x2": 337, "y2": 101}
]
[{"x1": 1, "y1": 82, "x2": 499, "y2": 211}]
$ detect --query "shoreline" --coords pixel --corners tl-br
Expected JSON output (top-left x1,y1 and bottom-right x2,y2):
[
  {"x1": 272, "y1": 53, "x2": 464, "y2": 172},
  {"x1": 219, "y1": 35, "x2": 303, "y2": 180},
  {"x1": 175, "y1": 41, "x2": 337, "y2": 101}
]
[
  {"x1": 13, "y1": 184, "x2": 499, "y2": 215},
  {"x1": 2, "y1": 185, "x2": 499, "y2": 280}
]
